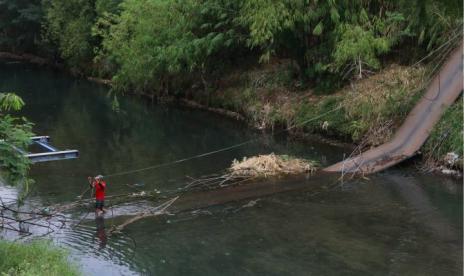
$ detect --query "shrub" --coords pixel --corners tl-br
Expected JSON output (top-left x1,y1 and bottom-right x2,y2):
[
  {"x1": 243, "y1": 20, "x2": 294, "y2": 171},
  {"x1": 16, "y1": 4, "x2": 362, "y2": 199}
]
[{"x1": 0, "y1": 240, "x2": 80, "y2": 276}]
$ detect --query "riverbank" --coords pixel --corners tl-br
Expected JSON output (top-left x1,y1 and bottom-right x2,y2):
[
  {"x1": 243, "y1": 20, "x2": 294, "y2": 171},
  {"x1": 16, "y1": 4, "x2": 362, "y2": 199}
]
[
  {"x1": 0, "y1": 53, "x2": 462, "y2": 173},
  {"x1": 0, "y1": 240, "x2": 79, "y2": 275},
  {"x1": 184, "y1": 60, "x2": 463, "y2": 173},
  {"x1": 86, "y1": 57, "x2": 463, "y2": 173}
]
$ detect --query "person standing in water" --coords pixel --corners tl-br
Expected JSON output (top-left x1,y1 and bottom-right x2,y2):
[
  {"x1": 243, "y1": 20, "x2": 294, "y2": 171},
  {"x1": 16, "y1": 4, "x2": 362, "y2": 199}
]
[{"x1": 88, "y1": 175, "x2": 107, "y2": 215}]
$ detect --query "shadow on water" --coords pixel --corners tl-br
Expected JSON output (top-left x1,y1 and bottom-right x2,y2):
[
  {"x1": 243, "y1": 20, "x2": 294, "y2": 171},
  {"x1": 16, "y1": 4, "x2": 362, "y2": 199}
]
[{"x1": 0, "y1": 62, "x2": 462, "y2": 275}]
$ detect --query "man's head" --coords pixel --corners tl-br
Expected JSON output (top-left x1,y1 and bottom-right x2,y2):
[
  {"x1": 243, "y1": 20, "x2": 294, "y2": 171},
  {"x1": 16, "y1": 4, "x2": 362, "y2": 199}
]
[{"x1": 95, "y1": 175, "x2": 104, "y2": 181}]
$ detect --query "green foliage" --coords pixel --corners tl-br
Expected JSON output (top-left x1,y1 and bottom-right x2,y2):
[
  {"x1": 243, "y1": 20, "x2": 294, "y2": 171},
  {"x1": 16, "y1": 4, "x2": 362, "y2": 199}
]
[
  {"x1": 97, "y1": 0, "x2": 244, "y2": 92},
  {"x1": 238, "y1": 0, "x2": 309, "y2": 60},
  {"x1": 424, "y1": 97, "x2": 463, "y2": 166},
  {"x1": 294, "y1": 96, "x2": 351, "y2": 139},
  {"x1": 333, "y1": 65, "x2": 426, "y2": 141},
  {"x1": 0, "y1": 240, "x2": 80, "y2": 276},
  {"x1": 237, "y1": 0, "x2": 338, "y2": 71},
  {"x1": 0, "y1": 0, "x2": 43, "y2": 52},
  {"x1": 41, "y1": 0, "x2": 122, "y2": 72},
  {"x1": 0, "y1": 115, "x2": 33, "y2": 182},
  {"x1": 42, "y1": 0, "x2": 96, "y2": 68},
  {"x1": 95, "y1": 0, "x2": 121, "y2": 15},
  {"x1": 237, "y1": 0, "x2": 461, "y2": 82},
  {"x1": 209, "y1": 64, "x2": 428, "y2": 143},
  {"x1": 0, "y1": 93, "x2": 34, "y2": 187},
  {"x1": 328, "y1": 3, "x2": 409, "y2": 78},
  {"x1": 34, "y1": 0, "x2": 462, "y2": 91},
  {"x1": 0, "y1": 93, "x2": 25, "y2": 111},
  {"x1": 400, "y1": 0, "x2": 463, "y2": 51},
  {"x1": 332, "y1": 23, "x2": 390, "y2": 78}
]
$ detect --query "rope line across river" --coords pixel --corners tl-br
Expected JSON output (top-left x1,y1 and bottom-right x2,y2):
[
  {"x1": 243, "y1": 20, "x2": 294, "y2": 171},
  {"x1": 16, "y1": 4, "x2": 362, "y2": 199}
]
[{"x1": 101, "y1": 105, "x2": 343, "y2": 178}]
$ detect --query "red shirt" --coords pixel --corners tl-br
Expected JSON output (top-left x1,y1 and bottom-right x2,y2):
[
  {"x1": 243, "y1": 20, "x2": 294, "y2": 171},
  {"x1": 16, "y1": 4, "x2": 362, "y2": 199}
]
[{"x1": 95, "y1": 181, "x2": 106, "y2": 200}]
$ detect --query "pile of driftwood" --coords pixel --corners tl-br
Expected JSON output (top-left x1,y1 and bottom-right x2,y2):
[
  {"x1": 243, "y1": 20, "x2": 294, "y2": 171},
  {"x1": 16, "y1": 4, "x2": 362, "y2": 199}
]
[
  {"x1": 185, "y1": 153, "x2": 318, "y2": 191},
  {"x1": 230, "y1": 153, "x2": 317, "y2": 177},
  {"x1": 109, "y1": 154, "x2": 318, "y2": 233}
]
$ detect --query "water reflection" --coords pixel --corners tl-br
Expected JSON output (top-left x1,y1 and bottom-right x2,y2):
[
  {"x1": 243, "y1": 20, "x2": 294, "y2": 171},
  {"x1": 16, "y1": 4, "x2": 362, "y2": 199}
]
[
  {"x1": 95, "y1": 216, "x2": 107, "y2": 249},
  {"x1": 0, "y1": 62, "x2": 462, "y2": 276}
]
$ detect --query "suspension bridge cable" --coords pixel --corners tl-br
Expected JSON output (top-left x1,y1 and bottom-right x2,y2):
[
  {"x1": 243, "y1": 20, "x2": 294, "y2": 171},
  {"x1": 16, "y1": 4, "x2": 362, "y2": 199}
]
[{"x1": 102, "y1": 105, "x2": 343, "y2": 178}]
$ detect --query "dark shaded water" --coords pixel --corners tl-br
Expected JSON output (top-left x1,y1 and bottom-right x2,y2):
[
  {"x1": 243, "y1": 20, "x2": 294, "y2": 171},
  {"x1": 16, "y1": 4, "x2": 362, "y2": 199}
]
[{"x1": 0, "y1": 62, "x2": 462, "y2": 275}]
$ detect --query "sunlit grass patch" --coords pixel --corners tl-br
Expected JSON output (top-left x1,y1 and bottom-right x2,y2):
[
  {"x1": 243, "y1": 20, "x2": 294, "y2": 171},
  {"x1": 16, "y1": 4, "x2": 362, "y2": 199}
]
[
  {"x1": 193, "y1": 60, "x2": 463, "y2": 169},
  {"x1": 290, "y1": 65, "x2": 427, "y2": 143},
  {"x1": 339, "y1": 64, "x2": 427, "y2": 142}
]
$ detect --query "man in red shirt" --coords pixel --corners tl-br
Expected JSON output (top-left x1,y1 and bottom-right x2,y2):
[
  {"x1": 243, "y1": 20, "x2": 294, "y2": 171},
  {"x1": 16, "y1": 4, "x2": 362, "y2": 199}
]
[{"x1": 88, "y1": 175, "x2": 107, "y2": 215}]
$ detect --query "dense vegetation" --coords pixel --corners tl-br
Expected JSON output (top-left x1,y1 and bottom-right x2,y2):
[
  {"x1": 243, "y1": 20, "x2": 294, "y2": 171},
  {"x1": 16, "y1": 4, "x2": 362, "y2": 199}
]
[
  {"x1": 0, "y1": 94, "x2": 76, "y2": 275},
  {"x1": 0, "y1": 0, "x2": 42, "y2": 53},
  {"x1": 0, "y1": 0, "x2": 461, "y2": 90},
  {"x1": 0, "y1": 0, "x2": 462, "y2": 168},
  {"x1": 0, "y1": 240, "x2": 79, "y2": 275},
  {"x1": 0, "y1": 93, "x2": 33, "y2": 188}
]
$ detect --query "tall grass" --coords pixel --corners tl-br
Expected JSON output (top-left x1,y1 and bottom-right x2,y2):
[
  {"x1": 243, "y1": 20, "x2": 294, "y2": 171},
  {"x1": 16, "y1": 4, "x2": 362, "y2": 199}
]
[
  {"x1": 192, "y1": 60, "x2": 462, "y2": 169},
  {"x1": 0, "y1": 240, "x2": 80, "y2": 276},
  {"x1": 424, "y1": 97, "x2": 463, "y2": 168}
]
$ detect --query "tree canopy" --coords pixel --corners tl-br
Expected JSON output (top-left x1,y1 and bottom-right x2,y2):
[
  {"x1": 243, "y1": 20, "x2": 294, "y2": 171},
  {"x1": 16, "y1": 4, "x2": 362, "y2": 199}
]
[{"x1": 0, "y1": 0, "x2": 462, "y2": 91}]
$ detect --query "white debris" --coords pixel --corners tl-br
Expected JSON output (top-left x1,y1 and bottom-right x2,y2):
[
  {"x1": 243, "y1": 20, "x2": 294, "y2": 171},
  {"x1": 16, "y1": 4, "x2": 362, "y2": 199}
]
[
  {"x1": 441, "y1": 168, "x2": 462, "y2": 177},
  {"x1": 242, "y1": 199, "x2": 260, "y2": 208},
  {"x1": 444, "y1": 152, "x2": 460, "y2": 166},
  {"x1": 322, "y1": 121, "x2": 329, "y2": 130}
]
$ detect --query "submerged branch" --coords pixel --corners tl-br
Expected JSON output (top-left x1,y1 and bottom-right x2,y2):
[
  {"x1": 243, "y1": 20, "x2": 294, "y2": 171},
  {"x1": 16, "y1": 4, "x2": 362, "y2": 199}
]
[
  {"x1": 0, "y1": 154, "x2": 317, "y2": 236},
  {"x1": 108, "y1": 196, "x2": 179, "y2": 235}
]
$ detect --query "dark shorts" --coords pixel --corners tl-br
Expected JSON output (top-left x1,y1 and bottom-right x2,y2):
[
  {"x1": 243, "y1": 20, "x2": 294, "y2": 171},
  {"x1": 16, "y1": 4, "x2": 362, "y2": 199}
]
[{"x1": 95, "y1": 200, "x2": 105, "y2": 210}]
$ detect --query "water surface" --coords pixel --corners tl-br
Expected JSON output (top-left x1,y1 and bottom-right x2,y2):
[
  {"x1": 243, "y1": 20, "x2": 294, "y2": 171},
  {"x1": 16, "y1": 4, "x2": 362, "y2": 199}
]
[{"x1": 0, "y1": 62, "x2": 462, "y2": 275}]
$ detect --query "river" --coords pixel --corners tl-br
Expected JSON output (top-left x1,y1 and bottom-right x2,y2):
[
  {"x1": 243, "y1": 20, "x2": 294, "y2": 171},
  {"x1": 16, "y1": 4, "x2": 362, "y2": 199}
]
[{"x1": 0, "y1": 62, "x2": 462, "y2": 275}]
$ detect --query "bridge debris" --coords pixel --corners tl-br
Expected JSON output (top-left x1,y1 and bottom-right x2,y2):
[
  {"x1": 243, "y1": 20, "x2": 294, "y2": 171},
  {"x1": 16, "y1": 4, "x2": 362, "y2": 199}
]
[
  {"x1": 324, "y1": 42, "x2": 463, "y2": 175},
  {"x1": 27, "y1": 136, "x2": 78, "y2": 163},
  {"x1": 230, "y1": 153, "x2": 318, "y2": 178}
]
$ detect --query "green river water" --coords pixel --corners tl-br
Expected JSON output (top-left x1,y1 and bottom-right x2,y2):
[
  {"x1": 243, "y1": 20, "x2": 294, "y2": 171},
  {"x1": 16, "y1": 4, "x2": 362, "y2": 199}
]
[{"x1": 0, "y1": 62, "x2": 462, "y2": 275}]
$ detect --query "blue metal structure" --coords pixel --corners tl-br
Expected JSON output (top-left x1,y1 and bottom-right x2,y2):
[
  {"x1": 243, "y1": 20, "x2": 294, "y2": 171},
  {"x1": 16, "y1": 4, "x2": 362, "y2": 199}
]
[{"x1": 27, "y1": 136, "x2": 79, "y2": 163}]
